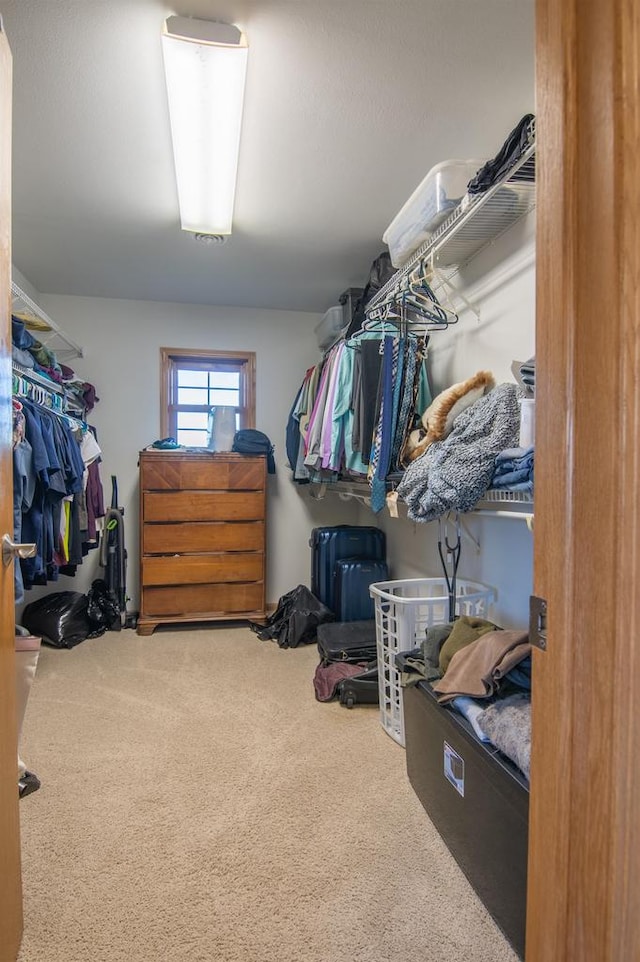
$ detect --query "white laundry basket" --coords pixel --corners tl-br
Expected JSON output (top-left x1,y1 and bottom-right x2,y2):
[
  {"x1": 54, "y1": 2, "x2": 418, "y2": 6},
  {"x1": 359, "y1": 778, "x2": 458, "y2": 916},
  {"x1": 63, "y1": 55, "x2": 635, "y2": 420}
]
[{"x1": 369, "y1": 578, "x2": 496, "y2": 747}]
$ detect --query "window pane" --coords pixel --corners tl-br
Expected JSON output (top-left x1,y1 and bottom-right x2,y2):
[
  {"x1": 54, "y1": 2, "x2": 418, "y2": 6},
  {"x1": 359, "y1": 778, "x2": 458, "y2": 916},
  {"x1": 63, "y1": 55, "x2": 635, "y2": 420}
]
[
  {"x1": 177, "y1": 386, "x2": 209, "y2": 406},
  {"x1": 177, "y1": 411, "x2": 209, "y2": 431},
  {"x1": 178, "y1": 369, "x2": 208, "y2": 388},
  {"x1": 208, "y1": 389, "x2": 239, "y2": 407},
  {"x1": 210, "y1": 371, "x2": 240, "y2": 390},
  {"x1": 177, "y1": 429, "x2": 209, "y2": 447}
]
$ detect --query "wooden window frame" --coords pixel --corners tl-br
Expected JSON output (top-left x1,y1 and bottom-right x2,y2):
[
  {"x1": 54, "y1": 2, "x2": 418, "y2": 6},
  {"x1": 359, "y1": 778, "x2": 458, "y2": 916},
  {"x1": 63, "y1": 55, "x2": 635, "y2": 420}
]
[{"x1": 160, "y1": 347, "x2": 256, "y2": 443}]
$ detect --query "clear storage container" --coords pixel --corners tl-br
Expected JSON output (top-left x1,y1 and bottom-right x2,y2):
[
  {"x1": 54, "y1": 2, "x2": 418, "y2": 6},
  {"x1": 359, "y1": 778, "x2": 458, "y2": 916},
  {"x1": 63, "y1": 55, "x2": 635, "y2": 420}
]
[
  {"x1": 383, "y1": 159, "x2": 484, "y2": 268},
  {"x1": 370, "y1": 578, "x2": 496, "y2": 747},
  {"x1": 338, "y1": 287, "x2": 364, "y2": 330},
  {"x1": 315, "y1": 305, "x2": 347, "y2": 351}
]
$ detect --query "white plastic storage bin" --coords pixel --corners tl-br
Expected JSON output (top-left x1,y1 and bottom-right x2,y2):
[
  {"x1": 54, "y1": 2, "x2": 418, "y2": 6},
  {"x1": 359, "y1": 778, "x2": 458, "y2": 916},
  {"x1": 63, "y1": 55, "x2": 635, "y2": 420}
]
[
  {"x1": 383, "y1": 159, "x2": 483, "y2": 268},
  {"x1": 369, "y1": 578, "x2": 496, "y2": 747},
  {"x1": 315, "y1": 305, "x2": 347, "y2": 351}
]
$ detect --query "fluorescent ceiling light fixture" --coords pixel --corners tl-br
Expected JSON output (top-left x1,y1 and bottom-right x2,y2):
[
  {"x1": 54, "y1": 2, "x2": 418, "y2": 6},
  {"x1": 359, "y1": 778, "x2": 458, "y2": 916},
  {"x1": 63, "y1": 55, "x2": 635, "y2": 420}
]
[{"x1": 161, "y1": 16, "x2": 248, "y2": 235}]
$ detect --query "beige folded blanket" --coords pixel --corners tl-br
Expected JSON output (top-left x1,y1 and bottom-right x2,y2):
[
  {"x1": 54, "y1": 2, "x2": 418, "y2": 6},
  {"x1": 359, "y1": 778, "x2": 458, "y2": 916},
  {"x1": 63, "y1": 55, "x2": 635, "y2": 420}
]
[{"x1": 432, "y1": 629, "x2": 530, "y2": 704}]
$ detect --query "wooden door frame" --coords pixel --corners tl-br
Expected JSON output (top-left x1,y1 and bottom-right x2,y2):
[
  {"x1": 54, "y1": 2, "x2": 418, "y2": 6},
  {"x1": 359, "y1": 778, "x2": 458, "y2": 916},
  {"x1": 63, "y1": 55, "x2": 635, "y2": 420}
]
[
  {"x1": 529, "y1": 0, "x2": 640, "y2": 957},
  {"x1": 0, "y1": 18, "x2": 22, "y2": 962}
]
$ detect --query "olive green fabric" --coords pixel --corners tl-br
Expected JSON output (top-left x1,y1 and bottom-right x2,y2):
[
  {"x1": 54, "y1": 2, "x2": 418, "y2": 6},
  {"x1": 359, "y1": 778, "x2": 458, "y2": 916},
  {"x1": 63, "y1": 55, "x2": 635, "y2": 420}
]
[{"x1": 438, "y1": 615, "x2": 499, "y2": 675}]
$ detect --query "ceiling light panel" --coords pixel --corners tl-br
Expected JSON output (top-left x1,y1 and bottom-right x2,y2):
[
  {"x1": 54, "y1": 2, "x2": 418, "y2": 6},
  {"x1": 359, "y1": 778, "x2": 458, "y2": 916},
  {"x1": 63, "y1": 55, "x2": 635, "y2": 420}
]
[{"x1": 162, "y1": 16, "x2": 248, "y2": 235}]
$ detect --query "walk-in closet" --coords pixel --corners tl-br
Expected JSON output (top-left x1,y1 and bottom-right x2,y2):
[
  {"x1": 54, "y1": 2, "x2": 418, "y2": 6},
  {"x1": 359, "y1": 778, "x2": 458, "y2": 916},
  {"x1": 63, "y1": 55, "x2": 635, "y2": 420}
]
[{"x1": 2, "y1": 3, "x2": 640, "y2": 962}]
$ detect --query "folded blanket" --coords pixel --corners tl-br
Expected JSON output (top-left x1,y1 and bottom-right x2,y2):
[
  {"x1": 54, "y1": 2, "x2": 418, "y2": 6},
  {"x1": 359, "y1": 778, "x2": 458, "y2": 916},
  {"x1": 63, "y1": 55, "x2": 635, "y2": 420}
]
[
  {"x1": 397, "y1": 383, "x2": 521, "y2": 522},
  {"x1": 491, "y1": 445, "x2": 534, "y2": 492},
  {"x1": 478, "y1": 693, "x2": 531, "y2": 779},
  {"x1": 438, "y1": 615, "x2": 499, "y2": 675},
  {"x1": 432, "y1": 629, "x2": 531, "y2": 704},
  {"x1": 519, "y1": 357, "x2": 535, "y2": 390}
]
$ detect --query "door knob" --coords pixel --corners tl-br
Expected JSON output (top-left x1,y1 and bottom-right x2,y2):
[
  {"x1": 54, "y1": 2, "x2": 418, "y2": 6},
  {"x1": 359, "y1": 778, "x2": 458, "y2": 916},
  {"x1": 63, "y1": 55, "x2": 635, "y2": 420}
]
[{"x1": 2, "y1": 534, "x2": 37, "y2": 567}]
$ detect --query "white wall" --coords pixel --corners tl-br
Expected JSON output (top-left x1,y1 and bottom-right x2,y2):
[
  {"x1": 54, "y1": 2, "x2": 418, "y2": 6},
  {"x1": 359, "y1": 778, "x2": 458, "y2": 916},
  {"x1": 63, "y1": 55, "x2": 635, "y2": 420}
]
[
  {"x1": 18, "y1": 289, "x2": 358, "y2": 613},
  {"x1": 375, "y1": 213, "x2": 536, "y2": 629}
]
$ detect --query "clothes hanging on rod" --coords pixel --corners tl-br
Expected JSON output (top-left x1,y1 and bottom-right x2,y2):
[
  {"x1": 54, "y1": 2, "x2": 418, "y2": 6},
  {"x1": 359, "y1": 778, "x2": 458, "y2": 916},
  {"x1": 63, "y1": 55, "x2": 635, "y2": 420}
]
[
  {"x1": 286, "y1": 330, "x2": 432, "y2": 509},
  {"x1": 12, "y1": 395, "x2": 105, "y2": 601}
]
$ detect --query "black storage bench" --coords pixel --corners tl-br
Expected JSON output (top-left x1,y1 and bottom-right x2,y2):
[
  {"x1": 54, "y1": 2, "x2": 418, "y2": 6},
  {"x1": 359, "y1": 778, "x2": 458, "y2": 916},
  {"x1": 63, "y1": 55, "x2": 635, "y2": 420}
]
[{"x1": 403, "y1": 680, "x2": 529, "y2": 959}]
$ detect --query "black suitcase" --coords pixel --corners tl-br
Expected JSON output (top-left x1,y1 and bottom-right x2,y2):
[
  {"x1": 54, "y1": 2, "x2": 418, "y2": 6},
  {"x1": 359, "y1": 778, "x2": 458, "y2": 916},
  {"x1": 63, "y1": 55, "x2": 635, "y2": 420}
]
[
  {"x1": 334, "y1": 557, "x2": 388, "y2": 622},
  {"x1": 310, "y1": 525, "x2": 386, "y2": 614},
  {"x1": 337, "y1": 666, "x2": 379, "y2": 708},
  {"x1": 317, "y1": 619, "x2": 378, "y2": 663}
]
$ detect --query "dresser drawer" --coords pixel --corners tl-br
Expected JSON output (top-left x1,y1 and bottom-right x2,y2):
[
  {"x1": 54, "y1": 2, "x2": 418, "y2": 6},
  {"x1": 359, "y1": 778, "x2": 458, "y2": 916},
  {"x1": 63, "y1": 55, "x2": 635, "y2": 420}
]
[
  {"x1": 143, "y1": 521, "x2": 264, "y2": 555},
  {"x1": 141, "y1": 456, "x2": 265, "y2": 492},
  {"x1": 142, "y1": 582, "x2": 264, "y2": 617},
  {"x1": 143, "y1": 491, "x2": 264, "y2": 522},
  {"x1": 142, "y1": 553, "x2": 263, "y2": 586}
]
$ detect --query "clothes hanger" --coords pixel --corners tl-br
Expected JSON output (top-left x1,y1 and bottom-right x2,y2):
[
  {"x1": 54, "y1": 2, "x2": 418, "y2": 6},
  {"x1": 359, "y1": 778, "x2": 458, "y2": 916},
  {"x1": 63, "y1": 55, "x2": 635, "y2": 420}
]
[
  {"x1": 438, "y1": 511, "x2": 462, "y2": 622},
  {"x1": 362, "y1": 260, "x2": 457, "y2": 334},
  {"x1": 401, "y1": 263, "x2": 459, "y2": 329}
]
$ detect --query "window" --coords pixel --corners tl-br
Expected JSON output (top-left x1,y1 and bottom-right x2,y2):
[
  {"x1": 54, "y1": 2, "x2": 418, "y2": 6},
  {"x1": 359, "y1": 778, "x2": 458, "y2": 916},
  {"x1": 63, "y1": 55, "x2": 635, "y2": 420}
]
[{"x1": 161, "y1": 348, "x2": 255, "y2": 448}]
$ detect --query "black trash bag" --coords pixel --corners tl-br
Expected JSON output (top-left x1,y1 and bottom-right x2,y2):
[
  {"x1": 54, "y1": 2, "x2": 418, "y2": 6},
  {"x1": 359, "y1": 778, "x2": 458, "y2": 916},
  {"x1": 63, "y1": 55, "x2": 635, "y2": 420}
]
[
  {"x1": 22, "y1": 591, "x2": 93, "y2": 649},
  {"x1": 249, "y1": 585, "x2": 335, "y2": 649},
  {"x1": 86, "y1": 578, "x2": 121, "y2": 635},
  {"x1": 345, "y1": 251, "x2": 397, "y2": 338}
]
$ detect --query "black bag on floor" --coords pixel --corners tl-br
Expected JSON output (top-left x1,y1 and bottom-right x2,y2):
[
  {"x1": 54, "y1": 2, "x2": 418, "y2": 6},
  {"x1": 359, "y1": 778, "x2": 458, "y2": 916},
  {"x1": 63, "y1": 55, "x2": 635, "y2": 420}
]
[
  {"x1": 22, "y1": 591, "x2": 93, "y2": 648},
  {"x1": 249, "y1": 584, "x2": 335, "y2": 648},
  {"x1": 86, "y1": 578, "x2": 121, "y2": 634},
  {"x1": 337, "y1": 666, "x2": 380, "y2": 708},
  {"x1": 316, "y1": 619, "x2": 378, "y2": 663}
]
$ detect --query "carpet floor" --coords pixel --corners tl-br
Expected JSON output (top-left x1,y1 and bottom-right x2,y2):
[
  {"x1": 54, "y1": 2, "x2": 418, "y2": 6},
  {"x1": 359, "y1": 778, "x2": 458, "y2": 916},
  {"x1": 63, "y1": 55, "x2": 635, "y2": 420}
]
[{"x1": 17, "y1": 626, "x2": 518, "y2": 962}]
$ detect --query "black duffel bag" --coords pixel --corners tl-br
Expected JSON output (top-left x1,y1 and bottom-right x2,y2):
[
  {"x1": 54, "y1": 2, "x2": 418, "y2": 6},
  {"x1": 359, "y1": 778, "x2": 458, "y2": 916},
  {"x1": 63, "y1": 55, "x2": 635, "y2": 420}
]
[
  {"x1": 249, "y1": 584, "x2": 334, "y2": 649},
  {"x1": 232, "y1": 429, "x2": 276, "y2": 474}
]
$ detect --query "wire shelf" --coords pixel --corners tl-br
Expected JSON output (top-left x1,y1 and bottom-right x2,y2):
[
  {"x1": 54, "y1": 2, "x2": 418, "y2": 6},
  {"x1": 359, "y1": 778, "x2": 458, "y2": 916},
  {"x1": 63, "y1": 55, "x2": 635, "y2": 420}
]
[
  {"x1": 367, "y1": 126, "x2": 536, "y2": 315},
  {"x1": 471, "y1": 488, "x2": 534, "y2": 518},
  {"x1": 12, "y1": 281, "x2": 83, "y2": 360}
]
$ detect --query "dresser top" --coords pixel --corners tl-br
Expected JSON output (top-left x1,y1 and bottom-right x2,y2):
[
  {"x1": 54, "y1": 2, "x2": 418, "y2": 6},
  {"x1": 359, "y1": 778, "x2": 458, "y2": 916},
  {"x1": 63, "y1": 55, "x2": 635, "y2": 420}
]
[{"x1": 139, "y1": 449, "x2": 263, "y2": 461}]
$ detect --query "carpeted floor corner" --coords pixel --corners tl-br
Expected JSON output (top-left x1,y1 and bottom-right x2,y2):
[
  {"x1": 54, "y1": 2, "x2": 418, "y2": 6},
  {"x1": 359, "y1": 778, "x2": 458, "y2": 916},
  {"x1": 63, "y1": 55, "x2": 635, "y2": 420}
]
[{"x1": 17, "y1": 626, "x2": 518, "y2": 962}]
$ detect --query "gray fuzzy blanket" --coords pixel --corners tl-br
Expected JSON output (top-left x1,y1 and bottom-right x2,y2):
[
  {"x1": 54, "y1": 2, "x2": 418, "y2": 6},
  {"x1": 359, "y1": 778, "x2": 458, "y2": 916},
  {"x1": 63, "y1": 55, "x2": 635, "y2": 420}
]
[
  {"x1": 478, "y1": 692, "x2": 531, "y2": 780},
  {"x1": 397, "y1": 382, "x2": 520, "y2": 522}
]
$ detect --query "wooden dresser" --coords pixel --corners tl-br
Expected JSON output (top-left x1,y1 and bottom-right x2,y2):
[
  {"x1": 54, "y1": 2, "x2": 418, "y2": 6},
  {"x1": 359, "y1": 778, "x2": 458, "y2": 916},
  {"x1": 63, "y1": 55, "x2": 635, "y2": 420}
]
[{"x1": 137, "y1": 451, "x2": 267, "y2": 635}]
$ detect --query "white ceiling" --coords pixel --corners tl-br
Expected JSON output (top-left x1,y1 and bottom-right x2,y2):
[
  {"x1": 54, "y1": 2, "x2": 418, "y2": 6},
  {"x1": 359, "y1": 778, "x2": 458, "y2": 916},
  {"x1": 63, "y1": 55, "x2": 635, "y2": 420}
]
[{"x1": 2, "y1": 0, "x2": 535, "y2": 313}]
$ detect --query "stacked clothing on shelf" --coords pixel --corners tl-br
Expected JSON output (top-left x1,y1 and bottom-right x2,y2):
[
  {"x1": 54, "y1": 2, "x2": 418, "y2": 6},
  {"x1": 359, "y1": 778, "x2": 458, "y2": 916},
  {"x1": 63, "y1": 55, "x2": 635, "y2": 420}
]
[
  {"x1": 12, "y1": 315, "x2": 98, "y2": 413},
  {"x1": 286, "y1": 333, "x2": 432, "y2": 511},
  {"x1": 490, "y1": 446, "x2": 534, "y2": 495},
  {"x1": 12, "y1": 396, "x2": 105, "y2": 601},
  {"x1": 519, "y1": 357, "x2": 535, "y2": 394},
  {"x1": 467, "y1": 113, "x2": 535, "y2": 195}
]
